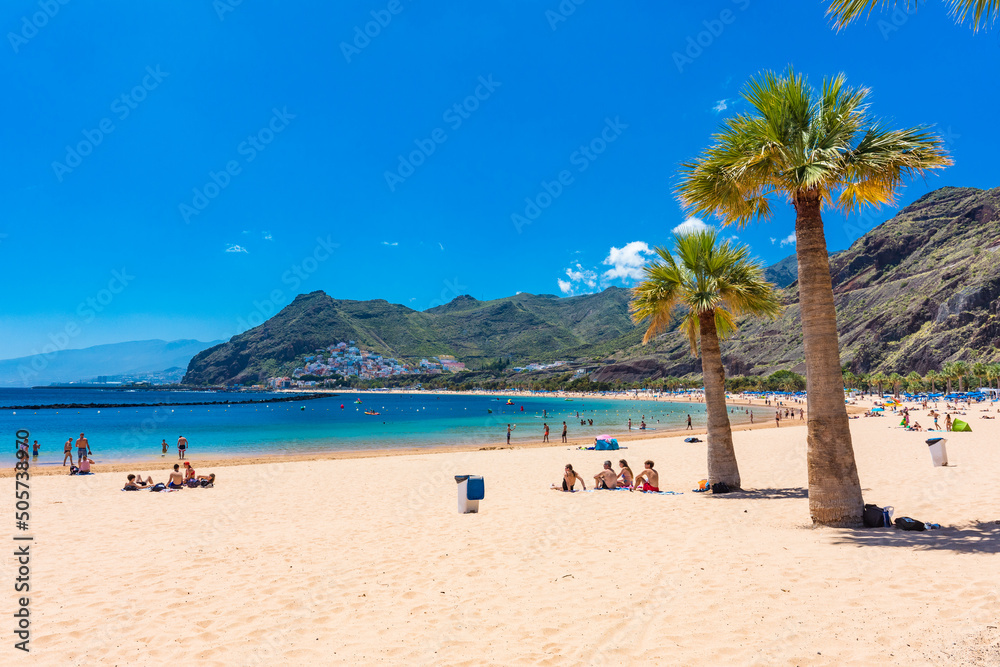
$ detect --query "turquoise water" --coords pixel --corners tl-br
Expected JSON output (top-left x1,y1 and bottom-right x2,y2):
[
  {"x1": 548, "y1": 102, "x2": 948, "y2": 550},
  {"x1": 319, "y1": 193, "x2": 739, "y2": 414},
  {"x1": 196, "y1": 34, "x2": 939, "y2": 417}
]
[{"x1": 2, "y1": 389, "x2": 771, "y2": 464}]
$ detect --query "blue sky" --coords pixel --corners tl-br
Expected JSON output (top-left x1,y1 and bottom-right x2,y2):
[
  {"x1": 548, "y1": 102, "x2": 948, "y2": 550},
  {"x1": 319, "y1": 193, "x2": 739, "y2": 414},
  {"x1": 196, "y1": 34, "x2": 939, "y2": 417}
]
[{"x1": 1, "y1": 0, "x2": 996, "y2": 359}]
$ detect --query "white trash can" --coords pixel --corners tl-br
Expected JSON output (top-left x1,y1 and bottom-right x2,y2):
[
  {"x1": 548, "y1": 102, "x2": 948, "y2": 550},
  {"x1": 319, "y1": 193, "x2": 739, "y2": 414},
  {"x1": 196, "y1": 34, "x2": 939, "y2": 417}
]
[
  {"x1": 926, "y1": 438, "x2": 948, "y2": 467},
  {"x1": 455, "y1": 475, "x2": 484, "y2": 514}
]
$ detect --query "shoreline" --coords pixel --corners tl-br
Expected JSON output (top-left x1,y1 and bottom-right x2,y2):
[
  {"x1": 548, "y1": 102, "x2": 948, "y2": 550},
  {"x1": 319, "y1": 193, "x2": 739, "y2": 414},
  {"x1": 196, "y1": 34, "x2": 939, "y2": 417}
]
[{"x1": 6, "y1": 417, "x2": 801, "y2": 478}]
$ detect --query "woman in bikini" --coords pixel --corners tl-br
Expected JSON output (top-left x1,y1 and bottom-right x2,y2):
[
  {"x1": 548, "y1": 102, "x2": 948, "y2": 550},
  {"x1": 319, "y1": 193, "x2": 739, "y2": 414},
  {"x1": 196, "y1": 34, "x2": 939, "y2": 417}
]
[
  {"x1": 552, "y1": 464, "x2": 585, "y2": 491},
  {"x1": 618, "y1": 459, "x2": 634, "y2": 488}
]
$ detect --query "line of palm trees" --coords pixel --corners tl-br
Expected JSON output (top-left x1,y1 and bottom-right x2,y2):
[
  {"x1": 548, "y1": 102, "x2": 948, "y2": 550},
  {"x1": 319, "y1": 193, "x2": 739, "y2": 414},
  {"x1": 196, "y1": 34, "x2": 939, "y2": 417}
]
[{"x1": 845, "y1": 362, "x2": 1000, "y2": 397}]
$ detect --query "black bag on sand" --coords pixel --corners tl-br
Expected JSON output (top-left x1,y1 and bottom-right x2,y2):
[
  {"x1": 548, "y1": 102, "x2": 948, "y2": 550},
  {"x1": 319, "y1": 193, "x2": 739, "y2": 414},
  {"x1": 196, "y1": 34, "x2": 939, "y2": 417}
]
[
  {"x1": 894, "y1": 517, "x2": 926, "y2": 531},
  {"x1": 863, "y1": 503, "x2": 887, "y2": 527},
  {"x1": 711, "y1": 482, "x2": 732, "y2": 494}
]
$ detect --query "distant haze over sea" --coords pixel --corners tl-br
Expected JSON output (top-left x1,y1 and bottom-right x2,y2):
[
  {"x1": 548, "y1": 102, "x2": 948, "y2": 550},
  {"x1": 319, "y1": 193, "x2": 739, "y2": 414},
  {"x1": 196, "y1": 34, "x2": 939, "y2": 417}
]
[{"x1": 0, "y1": 339, "x2": 222, "y2": 387}]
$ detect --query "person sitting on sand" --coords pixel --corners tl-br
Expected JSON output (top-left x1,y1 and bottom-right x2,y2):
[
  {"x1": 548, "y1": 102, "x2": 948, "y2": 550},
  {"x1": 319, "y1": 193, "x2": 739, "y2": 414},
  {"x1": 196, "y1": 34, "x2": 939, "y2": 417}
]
[
  {"x1": 594, "y1": 461, "x2": 618, "y2": 490},
  {"x1": 78, "y1": 457, "x2": 94, "y2": 474},
  {"x1": 618, "y1": 459, "x2": 634, "y2": 488},
  {"x1": 183, "y1": 462, "x2": 196, "y2": 481},
  {"x1": 552, "y1": 464, "x2": 585, "y2": 491},
  {"x1": 168, "y1": 464, "x2": 185, "y2": 489},
  {"x1": 633, "y1": 460, "x2": 660, "y2": 492},
  {"x1": 124, "y1": 474, "x2": 154, "y2": 489}
]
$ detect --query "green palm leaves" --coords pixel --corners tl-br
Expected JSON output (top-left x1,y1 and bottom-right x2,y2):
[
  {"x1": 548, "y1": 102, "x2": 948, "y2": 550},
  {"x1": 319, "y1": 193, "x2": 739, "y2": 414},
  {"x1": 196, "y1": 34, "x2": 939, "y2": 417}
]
[
  {"x1": 676, "y1": 68, "x2": 951, "y2": 225},
  {"x1": 630, "y1": 229, "x2": 781, "y2": 352},
  {"x1": 828, "y1": 0, "x2": 998, "y2": 31}
]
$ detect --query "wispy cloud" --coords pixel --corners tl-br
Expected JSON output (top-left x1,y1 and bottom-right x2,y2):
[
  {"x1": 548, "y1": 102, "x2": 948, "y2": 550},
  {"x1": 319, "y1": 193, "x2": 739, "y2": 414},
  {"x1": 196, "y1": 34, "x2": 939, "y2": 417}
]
[
  {"x1": 382, "y1": 241, "x2": 398, "y2": 247},
  {"x1": 225, "y1": 244, "x2": 249, "y2": 254},
  {"x1": 438, "y1": 242, "x2": 444, "y2": 251},
  {"x1": 262, "y1": 231, "x2": 272, "y2": 241},
  {"x1": 713, "y1": 99, "x2": 728, "y2": 113},
  {"x1": 671, "y1": 216, "x2": 711, "y2": 236},
  {"x1": 557, "y1": 279, "x2": 573, "y2": 294},
  {"x1": 603, "y1": 241, "x2": 653, "y2": 282},
  {"x1": 779, "y1": 232, "x2": 796, "y2": 247},
  {"x1": 769, "y1": 237, "x2": 777, "y2": 245}
]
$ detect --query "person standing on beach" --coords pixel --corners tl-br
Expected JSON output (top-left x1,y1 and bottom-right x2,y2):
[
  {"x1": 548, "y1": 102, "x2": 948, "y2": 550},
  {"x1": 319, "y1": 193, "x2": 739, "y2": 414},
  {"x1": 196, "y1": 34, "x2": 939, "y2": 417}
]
[
  {"x1": 32, "y1": 441, "x2": 39, "y2": 458},
  {"x1": 161, "y1": 439, "x2": 169, "y2": 456},
  {"x1": 76, "y1": 433, "x2": 91, "y2": 462},
  {"x1": 686, "y1": 414, "x2": 692, "y2": 430},
  {"x1": 63, "y1": 438, "x2": 74, "y2": 466},
  {"x1": 506, "y1": 424, "x2": 514, "y2": 444},
  {"x1": 543, "y1": 423, "x2": 550, "y2": 443},
  {"x1": 750, "y1": 411, "x2": 754, "y2": 424},
  {"x1": 177, "y1": 436, "x2": 188, "y2": 460},
  {"x1": 775, "y1": 411, "x2": 780, "y2": 428},
  {"x1": 628, "y1": 418, "x2": 632, "y2": 431},
  {"x1": 561, "y1": 422, "x2": 568, "y2": 443}
]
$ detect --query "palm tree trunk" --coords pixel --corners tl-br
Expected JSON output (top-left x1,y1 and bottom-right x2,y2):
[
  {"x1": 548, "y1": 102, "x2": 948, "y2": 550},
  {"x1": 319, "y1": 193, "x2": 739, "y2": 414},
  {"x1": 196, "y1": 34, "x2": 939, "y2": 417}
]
[
  {"x1": 794, "y1": 193, "x2": 863, "y2": 526},
  {"x1": 699, "y1": 309, "x2": 740, "y2": 489}
]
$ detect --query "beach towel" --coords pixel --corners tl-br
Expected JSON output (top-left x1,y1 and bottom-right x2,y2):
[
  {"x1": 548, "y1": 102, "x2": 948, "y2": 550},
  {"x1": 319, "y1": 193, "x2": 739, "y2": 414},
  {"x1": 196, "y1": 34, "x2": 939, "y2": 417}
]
[{"x1": 683, "y1": 437, "x2": 702, "y2": 443}]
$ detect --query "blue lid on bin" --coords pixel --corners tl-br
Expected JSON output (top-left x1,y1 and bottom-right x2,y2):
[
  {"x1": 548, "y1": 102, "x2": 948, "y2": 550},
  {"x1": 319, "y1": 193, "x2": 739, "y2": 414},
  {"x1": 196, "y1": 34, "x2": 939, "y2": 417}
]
[{"x1": 466, "y1": 476, "x2": 485, "y2": 500}]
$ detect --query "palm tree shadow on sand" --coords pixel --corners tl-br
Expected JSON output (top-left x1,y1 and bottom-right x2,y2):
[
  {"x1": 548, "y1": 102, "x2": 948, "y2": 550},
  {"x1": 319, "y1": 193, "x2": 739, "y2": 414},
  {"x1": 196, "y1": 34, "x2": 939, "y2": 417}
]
[
  {"x1": 832, "y1": 522, "x2": 1000, "y2": 555},
  {"x1": 709, "y1": 487, "x2": 809, "y2": 500}
]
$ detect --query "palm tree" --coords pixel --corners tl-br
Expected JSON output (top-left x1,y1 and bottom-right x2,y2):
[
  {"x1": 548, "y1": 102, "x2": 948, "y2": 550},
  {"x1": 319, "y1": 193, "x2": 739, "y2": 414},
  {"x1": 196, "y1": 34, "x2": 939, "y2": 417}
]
[
  {"x1": 972, "y1": 362, "x2": 987, "y2": 390},
  {"x1": 827, "y1": 0, "x2": 998, "y2": 31},
  {"x1": 842, "y1": 370, "x2": 857, "y2": 391},
  {"x1": 906, "y1": 370, "x2": 923, "y2": 394},
  {"x1": 631, "y1": 230, "x2": 781, "y2": 489},
  {"x1": 988, "y1": 364, "x2": 1000, "y2": 392},
  {"x1": 676, "y1": 69, "x2": 950, "y2": 525},
  {"x1": 953, "y1": 361, "x2": 969, "y2": 393},
  {"x1": 941, "y1": 362, "x2": 958, "y2": 395},
  {"x1": 925, "y1": 369, "x2": 940, "y2": 393},
  {"x1": 870, "y1": 371, "x2": 888, "y2": 398},
  {"x1": 888, "y1": 372, "x2": 904, "y2": 397}
]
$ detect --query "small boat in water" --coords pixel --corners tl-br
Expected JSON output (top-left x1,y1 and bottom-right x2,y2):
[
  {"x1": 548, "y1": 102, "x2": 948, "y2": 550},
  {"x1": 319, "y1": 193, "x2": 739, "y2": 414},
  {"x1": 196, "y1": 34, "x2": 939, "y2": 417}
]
[{"x1": 364, "y1": 409, "x2": 380, "y2": 416}]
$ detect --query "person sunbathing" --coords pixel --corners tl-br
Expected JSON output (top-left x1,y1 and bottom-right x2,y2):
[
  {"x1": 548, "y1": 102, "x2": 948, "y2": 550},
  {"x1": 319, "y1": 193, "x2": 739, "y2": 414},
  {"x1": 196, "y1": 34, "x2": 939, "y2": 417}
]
[
  {"x1": 633, "y1": 460, "x2": 660, "y2": 492},
  {"x1": 124, "y1": 474, "x2": 154, "y2": 489},
  {"x1": 552, "y1": 464, "x2": 585, "y2": 491},
  {"x1": 196, "y1": 473, "x2": 216, "y2": 485},
  {"x1": 594, "y1": 461, "x2": 618, "y2": 489}
]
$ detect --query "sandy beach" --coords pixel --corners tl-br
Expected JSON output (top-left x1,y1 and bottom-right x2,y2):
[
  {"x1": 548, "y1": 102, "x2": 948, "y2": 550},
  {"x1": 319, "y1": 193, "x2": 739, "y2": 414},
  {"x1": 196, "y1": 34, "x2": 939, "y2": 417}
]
[{"x1": 10, "y1": 399, "x2": 999, "y2": 665}]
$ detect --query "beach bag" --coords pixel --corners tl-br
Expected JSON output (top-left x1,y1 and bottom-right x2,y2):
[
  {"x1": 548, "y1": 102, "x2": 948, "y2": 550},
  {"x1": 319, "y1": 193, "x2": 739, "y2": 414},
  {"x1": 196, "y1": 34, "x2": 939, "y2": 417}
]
[
  {"x1": 894, "y1": 517, "x2": 925, "y2": 531},
  {"x1": 150, "y1": 483, "x2": 166, "y2": 492},
  {"x1": 200, "y1": 480, "x2": 213, "y2": 488},
  {"x1": 863, "y1": 504, "x2": 893, "y2": 528},
  {"x1": 186, "y1": 478, "x2": 200, "y2": 488},
  {"x1": 69, "y1": 466, "x2": 79, "y2": 475},
  {"x1": 711, "y1": 482, "x2": 732, "y2": 494}
]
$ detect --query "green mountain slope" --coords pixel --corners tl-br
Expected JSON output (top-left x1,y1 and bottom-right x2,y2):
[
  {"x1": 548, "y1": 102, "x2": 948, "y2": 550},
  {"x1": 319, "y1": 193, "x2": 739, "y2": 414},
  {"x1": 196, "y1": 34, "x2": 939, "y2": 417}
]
[{"x1": 184, "y1": 186, "x2": 1000, "y2": 385}]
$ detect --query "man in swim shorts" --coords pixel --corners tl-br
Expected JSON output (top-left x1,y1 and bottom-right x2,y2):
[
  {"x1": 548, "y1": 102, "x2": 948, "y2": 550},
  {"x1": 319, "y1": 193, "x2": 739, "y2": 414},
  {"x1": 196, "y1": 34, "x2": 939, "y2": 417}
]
[
  {"x1": 177, "y1": 435, "x2": 188, "y2": 459},
  {"x1": 168, "y1": 464, "x2": 185, "y2": 489},
  {"x1": 593, "y1": 461, "x2": 618, "y2": 490},
  {"x1": 76, "y1": 433, "x2": 91, "y2": 463},
  {"x1": 633, "y1": 460, "x2": 660, "y2": 492},
  {"x1": 561, "y1": 421, "x2": 567, "y2": 443},
  {"x1": 543, "y1": 423, "x2": 549, "y2": 443}
]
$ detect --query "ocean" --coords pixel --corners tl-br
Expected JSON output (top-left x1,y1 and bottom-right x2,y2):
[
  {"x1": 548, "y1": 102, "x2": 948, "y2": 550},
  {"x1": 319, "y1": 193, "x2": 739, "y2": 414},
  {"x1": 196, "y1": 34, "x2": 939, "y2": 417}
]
[{"x1": 2, "y1": 388, "x2": 773, "y2": 464}]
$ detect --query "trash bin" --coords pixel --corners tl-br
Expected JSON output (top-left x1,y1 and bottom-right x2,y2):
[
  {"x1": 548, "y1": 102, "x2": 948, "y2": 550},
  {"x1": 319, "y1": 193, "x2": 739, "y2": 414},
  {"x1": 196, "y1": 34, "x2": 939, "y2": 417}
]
[
  {"x1": 926, "y1": 438, "x2": 948, "y2": 467},
  {"x1": 455, "y1": 475, "x2": 484, "y2": 514}
]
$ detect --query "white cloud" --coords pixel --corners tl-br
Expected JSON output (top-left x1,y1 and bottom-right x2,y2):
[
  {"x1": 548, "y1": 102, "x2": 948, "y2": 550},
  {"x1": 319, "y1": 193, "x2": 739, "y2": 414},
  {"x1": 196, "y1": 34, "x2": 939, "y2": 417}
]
[
  {"x1": 769, "y1": 237, "x2": 777, "y2": 245},
  {"x1": 565, "y1": 263, "x2": 597, "y2": 288},
  {"x1": 779, "y1": 232, "x2": 796, "y2": 247},
  {"x1": 671, "y1": 216, "x2": 711, "y2": 236},
  {"x1": 438, "y1": 242, "x2": 444, "y2": 251},
  {"x1": 262, "y1": 231, "x2": 273, "y2": 241},
  {"x1": 602, "y1": 241, "x2": 654, "y2": 282},
  {"x1": 713, "y1": 99, "x2": 728, "y2": 113},
  {"x1": 225, "y1": 244, "x2": 248, "y2": 254},
  {"x1": 382, "y1": 241, "x2": 398, "y2": 247},
  {"x1": 557, "y1": 279, "x2": 573, "y2": 294}
]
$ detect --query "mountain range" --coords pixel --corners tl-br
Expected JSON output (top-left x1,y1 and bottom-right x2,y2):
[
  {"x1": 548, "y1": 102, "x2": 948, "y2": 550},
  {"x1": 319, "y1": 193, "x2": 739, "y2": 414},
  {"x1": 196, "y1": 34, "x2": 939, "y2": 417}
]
[
  {"x1": 0, "y1": 339, "x2": 222, "y2": 387},
  {"x1": 183, "y1": 185, "x2": 999, "y2": 385}
]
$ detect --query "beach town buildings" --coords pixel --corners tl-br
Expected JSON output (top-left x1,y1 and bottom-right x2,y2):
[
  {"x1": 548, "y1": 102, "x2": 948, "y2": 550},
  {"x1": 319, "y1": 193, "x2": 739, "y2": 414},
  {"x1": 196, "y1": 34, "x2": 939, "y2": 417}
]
[{"x1": 266, "y1": 342, "x2": 466, "y2": 387}]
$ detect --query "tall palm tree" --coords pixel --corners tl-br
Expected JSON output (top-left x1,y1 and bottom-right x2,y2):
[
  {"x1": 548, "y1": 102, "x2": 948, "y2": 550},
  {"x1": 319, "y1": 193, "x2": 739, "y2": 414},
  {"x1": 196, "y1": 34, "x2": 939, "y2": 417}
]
[
  {"x1": 941, "y1": 362, "x2": 958, "y2": 395},
  {"x1": 869, "y1": 371, "x2": 886, "y2": 397},
  {"x1": 988, "y1": 364, "x2": 1000, "y2": 392},
  {"x1": 906, "y1": 370, "x2": 923, "y2": 394},
  {"x1": 631, "y1": 230, "x2": 781, "y2": 489},
  {"x1": 925, "y1": 369, "x2": 940, "y2": 393},
  {"x1": 676, "y1": 69, "x2": 950, "y2": 525},
  {"x1": 842, "y1": 370, "x2": 857, "y2": 391},
  {"x1": 827, "y1": 0, "x2": 998, "y2": 31},
  {"x1": 972, "y1": 362, "x2": 987, "y2": 390},
  {"x1": 953, "y1": 361, "x2": 970, "y2": 393},
  {"x1": 888, "y1": 372, "x2": 904, "y2": 397}
]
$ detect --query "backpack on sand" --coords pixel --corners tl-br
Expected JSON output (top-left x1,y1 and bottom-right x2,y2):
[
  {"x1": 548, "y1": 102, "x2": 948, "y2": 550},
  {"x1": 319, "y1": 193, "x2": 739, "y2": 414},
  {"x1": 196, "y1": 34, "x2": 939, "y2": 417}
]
[{"x1": 894, "y1": 517, "x2": 926, "y2": 531}]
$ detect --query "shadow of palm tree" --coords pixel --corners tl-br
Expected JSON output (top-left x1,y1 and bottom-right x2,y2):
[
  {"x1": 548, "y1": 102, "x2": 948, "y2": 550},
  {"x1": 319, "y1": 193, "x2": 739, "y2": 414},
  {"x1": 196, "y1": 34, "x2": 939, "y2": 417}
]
[
  {"x1": 832, "y1": 521, "x2": 1000, "y2": 554},
  {"x1": 710, "y1": 487, "x2": 809, "y2": 500}
]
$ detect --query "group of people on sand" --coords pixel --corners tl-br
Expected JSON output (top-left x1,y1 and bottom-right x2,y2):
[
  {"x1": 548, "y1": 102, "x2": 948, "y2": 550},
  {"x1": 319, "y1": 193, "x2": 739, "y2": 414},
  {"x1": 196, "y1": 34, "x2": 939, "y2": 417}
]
[
  {"x1": 123, "y1": 461, "x2": 216, "y2": 490},
  {"x1": 552, "y1": 459, "x2": 661, "y2": 492}
]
